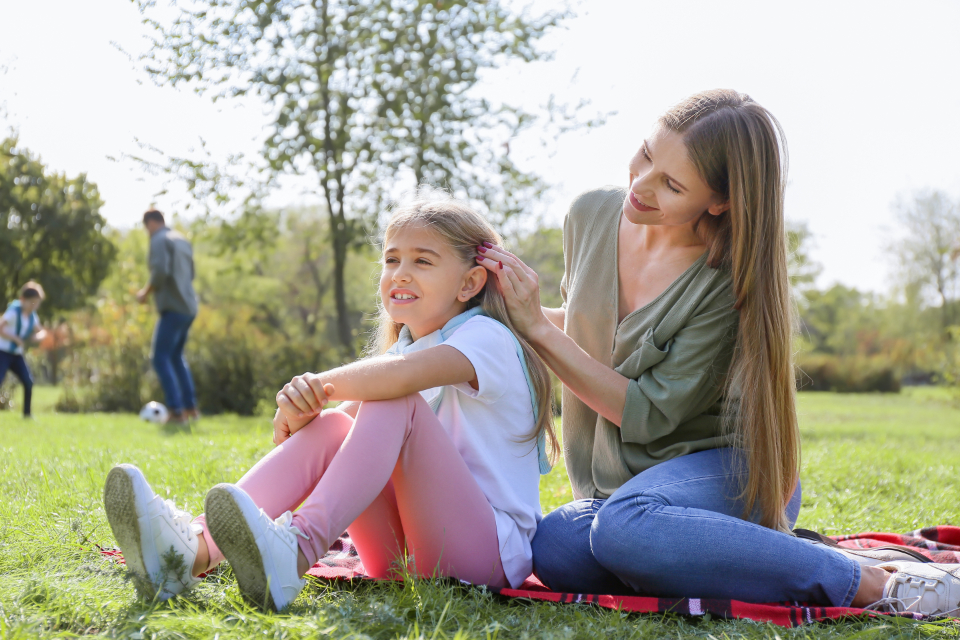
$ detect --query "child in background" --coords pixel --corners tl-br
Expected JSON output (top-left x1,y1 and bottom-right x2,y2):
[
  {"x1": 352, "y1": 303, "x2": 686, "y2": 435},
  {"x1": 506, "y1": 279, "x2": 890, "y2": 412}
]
[
  {"x1": 0, "y1": 282, "x2": 47, "y2": 418},
  {"x1": 103, "y1": 188, "x2": 557, "y2": 610}
]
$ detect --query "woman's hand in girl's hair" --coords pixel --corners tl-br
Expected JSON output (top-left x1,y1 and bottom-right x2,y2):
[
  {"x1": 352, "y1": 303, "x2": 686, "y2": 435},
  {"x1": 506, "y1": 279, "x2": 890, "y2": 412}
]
[
  {"x1": 475, "y1": 243, "x2": 550, "y2": 341},
  {"x1": 277, "y1": 373, "x2": 336, "y2": 419}
]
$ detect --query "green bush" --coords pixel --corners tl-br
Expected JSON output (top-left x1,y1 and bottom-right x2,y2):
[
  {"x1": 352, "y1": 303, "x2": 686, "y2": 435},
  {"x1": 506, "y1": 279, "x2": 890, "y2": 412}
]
[
  {"x1": 56, "y1": 302, "x2": 335, "y2": 416},
  {"x1": 796, "y1": 353, "x2": 901, "y2": 393}
]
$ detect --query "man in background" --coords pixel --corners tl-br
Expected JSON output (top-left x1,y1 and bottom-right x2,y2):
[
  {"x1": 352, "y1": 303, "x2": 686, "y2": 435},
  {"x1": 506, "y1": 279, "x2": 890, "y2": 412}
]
[{"x1": 137, "y1": 209, "x2": 198, "y2": 424}]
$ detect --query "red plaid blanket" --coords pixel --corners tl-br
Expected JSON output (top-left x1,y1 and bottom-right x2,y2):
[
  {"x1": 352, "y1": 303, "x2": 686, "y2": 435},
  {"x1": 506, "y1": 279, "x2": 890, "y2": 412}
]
[
  {"x1": 100, "y1": 527, "x2": 960, "y2": 627},
  {"x1": 306, "y1": 527, "x2": 960, "y2": 627}
]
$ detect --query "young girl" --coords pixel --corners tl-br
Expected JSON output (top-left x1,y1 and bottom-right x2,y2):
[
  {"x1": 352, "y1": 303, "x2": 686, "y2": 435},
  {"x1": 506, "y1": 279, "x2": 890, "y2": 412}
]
[{"x1": 103, "y1": 188, "x2": 556, "y2": 610}]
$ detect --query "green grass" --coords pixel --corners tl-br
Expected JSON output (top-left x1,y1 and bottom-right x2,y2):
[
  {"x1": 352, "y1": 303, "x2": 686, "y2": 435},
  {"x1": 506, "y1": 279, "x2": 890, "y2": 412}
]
[{"x1": 1, "y1": 387, "x2": 960, "y2": 638}]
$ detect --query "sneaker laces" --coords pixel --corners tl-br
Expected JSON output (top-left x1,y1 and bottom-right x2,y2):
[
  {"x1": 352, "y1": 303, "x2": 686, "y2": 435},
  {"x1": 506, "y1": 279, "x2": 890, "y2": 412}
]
[
  {"x1": 864, "y1": 594, "x2": 923, "y2": 613},
  {"x1": 272, "y1": 510, "x2": 309, "y2": 544},
  {"x1": 866, "y1": 568, "x2": 956, "y2": 616},
  {"x1": 156, "y1": 497, "x2": 197, "y2": 543}
]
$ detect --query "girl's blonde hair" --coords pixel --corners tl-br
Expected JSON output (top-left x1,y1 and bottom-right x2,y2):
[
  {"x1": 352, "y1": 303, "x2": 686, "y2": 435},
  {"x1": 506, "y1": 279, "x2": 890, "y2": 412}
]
[
  {"x1": 372, "y1": 187, "x2": 557, "y2": 464},
  {"x1": 659, "y1": 90, "x2": 800, "y2": 533}
]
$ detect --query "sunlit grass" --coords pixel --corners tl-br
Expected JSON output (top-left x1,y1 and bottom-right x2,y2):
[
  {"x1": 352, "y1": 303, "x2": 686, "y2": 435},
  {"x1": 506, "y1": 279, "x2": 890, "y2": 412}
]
[{"x1": 1, "y1": 387, "x2": 959, "y2": 638}]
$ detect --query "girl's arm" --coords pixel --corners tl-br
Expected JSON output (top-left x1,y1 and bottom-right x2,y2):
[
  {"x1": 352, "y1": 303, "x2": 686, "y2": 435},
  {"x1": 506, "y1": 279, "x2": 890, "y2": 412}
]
[{"x1": 277, "y1": 345, "x2": 476, "y2": 418}]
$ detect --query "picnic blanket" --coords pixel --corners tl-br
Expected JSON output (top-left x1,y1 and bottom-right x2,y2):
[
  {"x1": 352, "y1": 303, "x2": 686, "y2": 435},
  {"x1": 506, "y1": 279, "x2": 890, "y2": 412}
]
[
  {"x1": 100, "y1": 526, "x2": 960, "y2": 627},
  {"x1": 306, "y1": 527, "x2": 960, "y2": 628}
]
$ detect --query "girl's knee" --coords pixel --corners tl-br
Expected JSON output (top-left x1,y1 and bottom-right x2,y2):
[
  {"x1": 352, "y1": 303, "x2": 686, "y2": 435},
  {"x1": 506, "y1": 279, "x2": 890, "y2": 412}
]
[
  {"x1": 356, "y1": 394, "x2": 427, "y2": 433},
  {"x1": 294, "y1": 408, "x2": 353, "y2": 442}
]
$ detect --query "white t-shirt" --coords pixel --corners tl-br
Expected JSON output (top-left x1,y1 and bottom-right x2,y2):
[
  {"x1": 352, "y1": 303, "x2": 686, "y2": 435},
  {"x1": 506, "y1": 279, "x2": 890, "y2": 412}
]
[
  {"x1": 404, "y1": 316, "x2": 542, "y2": 588},
  {"x1": 0, "y1": 306, "x2": 40, "y2": 355}
]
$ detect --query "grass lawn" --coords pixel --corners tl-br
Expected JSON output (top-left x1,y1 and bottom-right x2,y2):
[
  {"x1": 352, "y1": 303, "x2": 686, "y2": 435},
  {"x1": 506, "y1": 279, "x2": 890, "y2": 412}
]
[{"x1": 2, "y1": 387, "x2": 960, "y2": 638}]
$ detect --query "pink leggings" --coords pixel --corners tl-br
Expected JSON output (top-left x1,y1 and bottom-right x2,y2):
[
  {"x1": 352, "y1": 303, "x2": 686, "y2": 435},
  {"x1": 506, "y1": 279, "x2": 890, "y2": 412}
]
[{"x1": 195, "y1": 394, "x2": 507, "y2": 587}]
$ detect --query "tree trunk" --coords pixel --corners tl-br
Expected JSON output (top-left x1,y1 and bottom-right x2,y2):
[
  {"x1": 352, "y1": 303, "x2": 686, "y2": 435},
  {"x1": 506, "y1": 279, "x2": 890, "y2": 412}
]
[{"x1": 331, "y1": 210, "x2": 353, "y2": 357}]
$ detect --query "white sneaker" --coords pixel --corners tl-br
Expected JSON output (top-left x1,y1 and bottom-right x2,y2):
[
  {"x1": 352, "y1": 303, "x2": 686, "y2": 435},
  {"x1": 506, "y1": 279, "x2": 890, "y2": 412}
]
[
  {"x1": 204, "y1": 484, "x2": 308, "y2": 611},
  {"x1": 103, "y1": 464, "x2": 202, "y2": 600},
  {"x1": 867, "y1": 561, "x2": 960, "y2": 617}
]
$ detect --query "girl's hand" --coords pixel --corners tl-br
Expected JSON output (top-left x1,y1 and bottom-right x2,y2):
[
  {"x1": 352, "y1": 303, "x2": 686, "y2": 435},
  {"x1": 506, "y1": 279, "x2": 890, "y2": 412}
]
[
  {"x1": 273, "y1": 409, "x2": 293, "y2": 445},
  {"x1": 272, "y1": 408, "x2": 317, "y2": 445},
  {"x1": 277, "y1": 373, "x2": 336, "y2": 418},
  {"x1": 475, "y1": 243, "x2": 551, "y2": 341}
]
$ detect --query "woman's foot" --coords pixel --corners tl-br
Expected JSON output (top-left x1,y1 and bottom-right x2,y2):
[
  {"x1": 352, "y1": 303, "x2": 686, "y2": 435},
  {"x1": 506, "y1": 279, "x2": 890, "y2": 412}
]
[
  {"x1": 865, "y1": 562, "x2": 960, "y2": 617},
  {"x1": 204, "y1": 484, "x2": 309, "y2": 611},
  {"x1": 103, "y1": 464, "x2": 202, "y2": 600}
]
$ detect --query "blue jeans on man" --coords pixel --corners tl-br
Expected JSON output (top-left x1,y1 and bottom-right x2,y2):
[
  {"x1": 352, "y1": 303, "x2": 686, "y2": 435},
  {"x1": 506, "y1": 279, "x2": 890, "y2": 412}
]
[
  {"x1": 0, "y1": 350, "x2": 33, "y2": 416},
  {"x1": 151, "y1": 311, "x2": 197, "y2": 414}
]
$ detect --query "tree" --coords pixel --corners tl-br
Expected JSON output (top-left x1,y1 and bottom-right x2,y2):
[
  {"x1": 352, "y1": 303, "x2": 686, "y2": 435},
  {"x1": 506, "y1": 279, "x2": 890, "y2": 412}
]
[
  {"x1": 134, "y1": 0, "x2": 579, "y2": 357},
  {"x1": 0, "y1": 137, "x2": 116, "y2": 315},
  {"x1": 891, "y1": 189, "x2": 960, "y2": 335},
  {"x1": 786, "y1": 220, "x2": 821, "y2": 296}
]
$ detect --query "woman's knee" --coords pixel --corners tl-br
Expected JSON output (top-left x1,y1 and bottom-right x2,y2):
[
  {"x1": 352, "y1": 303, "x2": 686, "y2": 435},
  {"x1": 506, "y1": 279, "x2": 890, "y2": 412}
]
[
  {"x1": 590, "y1": 492, "x2": 663, "y2": 574},
  {"x1": 532, "y1": 501, "x2": 600, "y2": 581}
]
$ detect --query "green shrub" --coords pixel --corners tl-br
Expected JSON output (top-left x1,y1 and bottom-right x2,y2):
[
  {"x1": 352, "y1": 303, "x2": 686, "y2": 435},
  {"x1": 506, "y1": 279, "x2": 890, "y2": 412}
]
[
  {"x1": 796, "y1": 353, "x2": 901, "y2": 393},
  {"x1": 57, "y1": 302, "x2": 335, "y2": 416}
]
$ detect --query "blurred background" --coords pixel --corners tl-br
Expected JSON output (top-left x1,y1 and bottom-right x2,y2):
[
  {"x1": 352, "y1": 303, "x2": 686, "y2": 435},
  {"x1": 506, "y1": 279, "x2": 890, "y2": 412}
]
[{"x1": 1, "y1": 0, "x2": 958, "y2": 414}]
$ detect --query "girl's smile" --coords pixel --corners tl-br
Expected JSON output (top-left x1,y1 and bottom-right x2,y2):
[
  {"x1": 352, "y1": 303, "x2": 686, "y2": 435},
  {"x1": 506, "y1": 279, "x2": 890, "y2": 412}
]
[
  {"x1": 380, "y1": 223, "x2": 487, "y2": 341},
  {"x1": 388, "y1": 289, "x2": 419, "y2": 303}
]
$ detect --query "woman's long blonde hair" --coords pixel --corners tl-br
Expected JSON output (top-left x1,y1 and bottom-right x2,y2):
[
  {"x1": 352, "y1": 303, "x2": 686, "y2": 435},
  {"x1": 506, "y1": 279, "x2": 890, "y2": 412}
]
[
  {"x1": 660, "y1": 90, "x2": 799, "y2": 533},
  {"x1": 371, "y1": 187, "x2": 558, "y2": 464}
]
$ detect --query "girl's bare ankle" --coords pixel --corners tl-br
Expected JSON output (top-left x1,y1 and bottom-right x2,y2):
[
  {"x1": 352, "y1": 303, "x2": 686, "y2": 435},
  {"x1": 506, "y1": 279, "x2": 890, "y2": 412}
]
[
  {"x1": 297, "y1": 550, "x2": 311, "y2": 578},
  {"x1": 192, "y1": 535, "x2": 211, "y2": 577}
]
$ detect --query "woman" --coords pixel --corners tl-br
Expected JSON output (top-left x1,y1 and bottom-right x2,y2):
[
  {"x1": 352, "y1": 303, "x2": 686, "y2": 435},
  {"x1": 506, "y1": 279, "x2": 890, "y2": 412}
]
[{"x1": 476, "y1": 89, "x2": 960, "y2": 615}]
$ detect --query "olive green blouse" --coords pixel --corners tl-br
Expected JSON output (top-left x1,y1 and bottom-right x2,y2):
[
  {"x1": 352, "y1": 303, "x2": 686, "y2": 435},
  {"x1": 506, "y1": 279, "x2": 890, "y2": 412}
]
[{"x1": 560, "y1": 186, "x2": 739, "y2": 500}]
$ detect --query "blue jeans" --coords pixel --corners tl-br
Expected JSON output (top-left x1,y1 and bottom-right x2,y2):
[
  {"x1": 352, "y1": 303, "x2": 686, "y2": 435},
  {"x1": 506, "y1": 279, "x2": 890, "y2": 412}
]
[
  {"x1": 532, "y1": 448, "x2": 860, "y2": 606},
  {"x1": 0, "y1": 350, "x2": 33, "y2": 416},
  {"x1": 151, "y1": 311, "x2": 196, "y2": 413}
]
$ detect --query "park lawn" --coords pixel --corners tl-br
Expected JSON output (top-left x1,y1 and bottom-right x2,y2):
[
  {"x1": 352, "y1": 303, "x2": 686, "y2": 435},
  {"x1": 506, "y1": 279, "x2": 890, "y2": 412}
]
[{"x1": 1, "y1": 388, "x2": 959, "y2": 639}]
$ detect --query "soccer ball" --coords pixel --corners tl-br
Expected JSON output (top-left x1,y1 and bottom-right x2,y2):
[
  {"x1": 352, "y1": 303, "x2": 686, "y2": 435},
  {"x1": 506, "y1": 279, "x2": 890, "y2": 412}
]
[{"x1": 139, "y1": 401, "x2": 169, "y2": 424}]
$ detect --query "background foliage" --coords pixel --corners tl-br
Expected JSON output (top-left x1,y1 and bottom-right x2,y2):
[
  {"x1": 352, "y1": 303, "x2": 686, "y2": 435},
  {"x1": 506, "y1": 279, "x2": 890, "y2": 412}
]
[{"x1": 0, "y1": 137, "x2": 116, "y2": 315}]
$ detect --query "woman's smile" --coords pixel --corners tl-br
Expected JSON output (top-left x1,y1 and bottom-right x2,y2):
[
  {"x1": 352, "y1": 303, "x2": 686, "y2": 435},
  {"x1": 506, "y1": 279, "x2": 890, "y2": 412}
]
[{"x1": 628, "y1": 192, "x2": 658, "y2": 212}]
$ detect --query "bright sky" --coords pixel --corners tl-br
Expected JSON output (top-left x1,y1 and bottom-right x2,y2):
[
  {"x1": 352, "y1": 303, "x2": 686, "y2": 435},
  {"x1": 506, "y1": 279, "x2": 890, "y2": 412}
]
[{"x1": 1, "y1": 0, "x2": 959, "y2": 293}]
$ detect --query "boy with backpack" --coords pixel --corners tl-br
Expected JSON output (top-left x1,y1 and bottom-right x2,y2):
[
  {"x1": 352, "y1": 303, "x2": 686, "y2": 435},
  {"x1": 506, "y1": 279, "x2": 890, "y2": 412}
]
[{"x1": 0, "y1": 282, "x2": 47, "y2": 418}]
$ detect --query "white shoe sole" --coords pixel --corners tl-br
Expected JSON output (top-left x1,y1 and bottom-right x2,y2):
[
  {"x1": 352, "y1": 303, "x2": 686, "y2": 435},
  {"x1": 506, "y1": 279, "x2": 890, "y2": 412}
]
[
  {"x1": 205, "y1": 484, "x2": 285, "y2": 611},
  {"x1": 103, "y1": 465, "x2": 162, "y2": 600}
]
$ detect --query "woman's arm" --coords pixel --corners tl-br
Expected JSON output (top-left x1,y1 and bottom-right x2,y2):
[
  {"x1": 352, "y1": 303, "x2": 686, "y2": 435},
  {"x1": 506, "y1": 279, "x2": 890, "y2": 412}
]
[
  {"x1": 479, "y1": 246, "x2": 737, "y2": 440},
  {"x1": 277, "y1": 345, "x2": 476, "y2": 417},
  {"x1": 477, "y1": 249, "x2": 630, "y2": 426},
  {"x1": 527, "y1": 319, "x2": 630, "y2": 426},
  {"x1": 542, "y1": 307, "x2": 565, "y2": 331}
]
